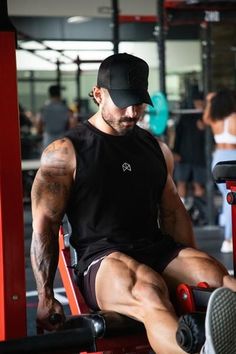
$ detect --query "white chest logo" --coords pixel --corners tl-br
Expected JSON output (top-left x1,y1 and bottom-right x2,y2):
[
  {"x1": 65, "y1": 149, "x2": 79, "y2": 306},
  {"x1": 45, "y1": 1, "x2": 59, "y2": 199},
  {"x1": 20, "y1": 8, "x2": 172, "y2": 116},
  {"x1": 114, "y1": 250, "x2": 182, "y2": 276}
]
[{"x1": 122, "y1": 162, "x2": 132, "y2": 172}]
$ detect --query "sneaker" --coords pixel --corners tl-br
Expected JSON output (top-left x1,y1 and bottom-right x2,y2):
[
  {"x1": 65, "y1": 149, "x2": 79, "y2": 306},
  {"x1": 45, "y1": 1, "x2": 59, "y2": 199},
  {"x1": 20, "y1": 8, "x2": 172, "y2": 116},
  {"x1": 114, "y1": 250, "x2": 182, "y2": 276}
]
[
  {"x1": 220, "y1": 240, "x2": 233, "y2": 253},
  {"x1": 200, "y1": 287, "x2": 236, "y2": 354}
]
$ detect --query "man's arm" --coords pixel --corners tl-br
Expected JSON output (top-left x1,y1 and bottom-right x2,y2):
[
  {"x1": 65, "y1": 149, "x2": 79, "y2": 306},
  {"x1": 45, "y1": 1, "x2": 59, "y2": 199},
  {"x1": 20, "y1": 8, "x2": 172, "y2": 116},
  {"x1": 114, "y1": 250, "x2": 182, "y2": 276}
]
[
  {"x1": 159, "y1": 142, "x2": 196, "y2": 248},
  {"x1": 31, "y1": 138, "x2": 75, "y2": 330}
]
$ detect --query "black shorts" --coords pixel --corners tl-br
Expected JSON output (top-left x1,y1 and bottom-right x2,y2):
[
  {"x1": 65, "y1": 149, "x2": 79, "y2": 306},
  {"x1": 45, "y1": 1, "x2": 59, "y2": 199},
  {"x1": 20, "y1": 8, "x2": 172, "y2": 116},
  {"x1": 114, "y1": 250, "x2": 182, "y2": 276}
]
[
  {"x1": 76, "y1": 234, "x2": 185, "y2": 311},
  {"x1": 174, "y1": 162, "x2": 206, "y2": 185}
]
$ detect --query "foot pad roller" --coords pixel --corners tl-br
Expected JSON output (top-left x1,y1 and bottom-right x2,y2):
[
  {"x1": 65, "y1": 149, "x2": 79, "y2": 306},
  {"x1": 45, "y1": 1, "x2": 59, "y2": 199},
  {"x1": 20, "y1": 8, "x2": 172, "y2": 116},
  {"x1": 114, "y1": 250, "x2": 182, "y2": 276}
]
[{"x1": 176, "y1": 312, "x2": 206, "y2": 353}]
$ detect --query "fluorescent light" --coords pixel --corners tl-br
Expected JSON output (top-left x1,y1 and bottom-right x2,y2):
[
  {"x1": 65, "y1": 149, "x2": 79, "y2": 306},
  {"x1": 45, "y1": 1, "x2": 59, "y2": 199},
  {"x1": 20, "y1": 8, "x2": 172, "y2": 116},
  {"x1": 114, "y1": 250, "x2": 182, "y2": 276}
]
[
  {"x1": 67, "y1": 16, "x2": 90, "y2": 24},
  {"x1": 63, "y1": 50, "x2": 113, "y2": 61},
  {"x1": 80, "y1": 63, "x2": 100, "y2": 71},
  {"x1": 18, "y1": 40, "x2": 46, "y2": 50},
  {"x1": 16, "y1": 50, "x2": 56, "y2": 71},
  {"x1": 43, "y1": 40, "x2": 113, "y2": 51},
  {"x1": 60, "y1": 63, "x2": 78, "y2": 71},
  {"x1": 60, "y1": 63, "x2": 100, "y2": 71},
  {"x1": 35, "y1": 50, "x2": 72, "y2": 64}
]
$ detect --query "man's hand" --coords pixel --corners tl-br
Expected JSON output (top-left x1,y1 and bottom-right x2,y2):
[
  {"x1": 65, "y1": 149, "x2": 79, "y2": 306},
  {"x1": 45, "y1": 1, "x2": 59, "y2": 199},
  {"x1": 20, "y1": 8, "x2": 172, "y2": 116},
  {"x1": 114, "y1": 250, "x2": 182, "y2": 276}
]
[{"x1": 37, "y1": 296, "x2": 66, "y2": 331}]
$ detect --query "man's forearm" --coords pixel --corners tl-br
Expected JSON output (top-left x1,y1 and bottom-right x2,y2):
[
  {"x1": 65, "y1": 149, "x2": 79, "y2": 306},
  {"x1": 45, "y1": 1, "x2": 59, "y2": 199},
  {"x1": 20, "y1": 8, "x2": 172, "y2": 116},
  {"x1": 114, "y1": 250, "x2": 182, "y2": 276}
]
[{"x1": 31, "y1": 231, "x2": 59, "y2": 298}]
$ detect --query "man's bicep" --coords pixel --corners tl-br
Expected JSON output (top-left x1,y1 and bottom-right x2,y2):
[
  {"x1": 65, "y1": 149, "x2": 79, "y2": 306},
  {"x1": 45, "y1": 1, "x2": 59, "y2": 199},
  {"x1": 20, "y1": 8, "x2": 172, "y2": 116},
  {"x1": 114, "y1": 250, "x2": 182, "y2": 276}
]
[
  {"x1": 31, "y1": 139, "x2": 75, "y2": 234},
  {"x1": 160, "y1": 175, "x2": 181, "y2": 216},
  {"x1": 160, "y1": 174, "x2": 196, "y2": 246},
  {"x1": 31, "y1": 168, "x2": 72, "y2": 246}
]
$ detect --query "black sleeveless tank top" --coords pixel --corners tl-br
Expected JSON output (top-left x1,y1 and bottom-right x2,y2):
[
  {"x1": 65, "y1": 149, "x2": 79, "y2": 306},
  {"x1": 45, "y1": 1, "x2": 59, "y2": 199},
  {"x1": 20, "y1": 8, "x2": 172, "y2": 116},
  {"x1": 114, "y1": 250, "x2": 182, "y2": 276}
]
[{"x1": 65, "y1": 121, "x2": 167, "y2": 272}]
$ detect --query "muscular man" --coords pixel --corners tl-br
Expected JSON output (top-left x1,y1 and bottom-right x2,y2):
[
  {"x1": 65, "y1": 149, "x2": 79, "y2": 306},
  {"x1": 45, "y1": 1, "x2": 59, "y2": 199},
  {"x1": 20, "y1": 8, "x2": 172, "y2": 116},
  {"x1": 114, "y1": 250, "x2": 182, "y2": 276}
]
[{"x1": 31, "y1": 53, "x2": 236, "y2": 354}]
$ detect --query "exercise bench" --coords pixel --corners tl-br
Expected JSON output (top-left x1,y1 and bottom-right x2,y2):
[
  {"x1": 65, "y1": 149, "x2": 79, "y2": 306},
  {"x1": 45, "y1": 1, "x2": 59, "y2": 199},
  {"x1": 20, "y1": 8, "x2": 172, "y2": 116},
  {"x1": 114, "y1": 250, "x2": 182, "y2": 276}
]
[
  {"x1": 58, "y1": 218, "x2": 218, "y2": 354},
  {"x1": 58, "y1": 222, "x2": 151, "y2": 354},
  {"x1": 212, "y1": 160, "x2": 236, "y2": 274},
  {"x1": 176, "y1": 160, "x2": 236, "y2": 353}
]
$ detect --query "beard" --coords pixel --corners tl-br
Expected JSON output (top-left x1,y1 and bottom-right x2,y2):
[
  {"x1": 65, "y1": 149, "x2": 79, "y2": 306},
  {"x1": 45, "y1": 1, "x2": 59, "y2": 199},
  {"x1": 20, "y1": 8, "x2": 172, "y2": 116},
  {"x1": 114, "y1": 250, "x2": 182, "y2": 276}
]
[{"x1": 101, "y1": 109, "x2": 139, "y2": 136}]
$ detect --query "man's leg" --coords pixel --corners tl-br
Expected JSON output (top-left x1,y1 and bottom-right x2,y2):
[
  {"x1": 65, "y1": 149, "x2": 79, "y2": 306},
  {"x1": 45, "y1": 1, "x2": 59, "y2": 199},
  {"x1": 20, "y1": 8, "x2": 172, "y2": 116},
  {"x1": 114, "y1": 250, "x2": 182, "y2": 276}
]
[
  {"x1": 95, "y1": 251, "x2": 186, "y2": 354},
  {"x1": 163, "y1": 247, "x2": 236, "y2": 292},
  {"x1": 193, "y1": 182, "x2": 205, "y2": 198},
  {"x1": 163, "y1": 248, "x2": 236, "y2": 353}
]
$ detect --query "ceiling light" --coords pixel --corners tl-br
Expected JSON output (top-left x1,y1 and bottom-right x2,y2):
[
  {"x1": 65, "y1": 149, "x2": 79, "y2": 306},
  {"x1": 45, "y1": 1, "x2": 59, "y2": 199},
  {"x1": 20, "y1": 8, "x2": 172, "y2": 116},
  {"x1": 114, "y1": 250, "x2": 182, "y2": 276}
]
[
  {"x1": 16, "y1": 50, "x2": 56, "y2": 71},
  {"x1": 43, "y1": 41, "x2": 113, "y2": 51},
  {"x1": 63, "y1": 50, "x2": 113, "y2": 61},
  {"x1": 67, "y1": 16, "x2": 90, "y2": 24},
  {"x1": 18, "y1": 40, "x2": 46, "y2": 50}
]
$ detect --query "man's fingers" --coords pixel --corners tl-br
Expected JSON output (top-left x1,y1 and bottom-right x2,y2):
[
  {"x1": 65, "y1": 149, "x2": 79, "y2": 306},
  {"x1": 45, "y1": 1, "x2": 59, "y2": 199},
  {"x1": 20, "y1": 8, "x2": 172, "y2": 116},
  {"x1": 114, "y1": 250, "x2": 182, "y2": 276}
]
[{"x1": 49, "y1": 313, "x2": 64, "y2": 325}]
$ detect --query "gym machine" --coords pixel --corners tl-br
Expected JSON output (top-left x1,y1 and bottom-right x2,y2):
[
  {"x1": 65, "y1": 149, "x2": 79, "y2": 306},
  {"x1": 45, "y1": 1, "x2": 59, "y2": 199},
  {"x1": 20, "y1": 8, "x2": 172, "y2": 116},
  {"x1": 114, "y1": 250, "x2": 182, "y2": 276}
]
[{"x1": 176, "y1": 160, "x2": 236, "y2": 353}]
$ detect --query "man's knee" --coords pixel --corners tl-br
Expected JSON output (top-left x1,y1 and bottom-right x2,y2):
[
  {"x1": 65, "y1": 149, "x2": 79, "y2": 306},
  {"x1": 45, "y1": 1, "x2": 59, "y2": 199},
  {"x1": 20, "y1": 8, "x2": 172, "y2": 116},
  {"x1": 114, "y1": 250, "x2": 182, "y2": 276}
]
[
  {"x1": 186, "y1": 249, "x2": 228, "y2": 287},
  {"x1": 166, "y1": 248, "x2": 229, "y2": 288}
]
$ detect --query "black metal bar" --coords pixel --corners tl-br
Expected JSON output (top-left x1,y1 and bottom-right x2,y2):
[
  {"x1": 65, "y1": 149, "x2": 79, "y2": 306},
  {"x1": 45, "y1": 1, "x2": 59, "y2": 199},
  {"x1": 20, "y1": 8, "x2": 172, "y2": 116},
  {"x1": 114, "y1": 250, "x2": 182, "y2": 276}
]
[
  {"x1": 56, "y1": 59, "x2": 61, "y2": 88},
  {"x1": 75, "y1": 56, "x2": 81, "y2": 101},
  {"x1": 29, "y1": 71, "x2": 36, "y2": 114},
  {"x1": 201, "y1": 22, "x2": 215, "y2": 225},
  {"x1": 111, "y1": 0, "x2": 119, "y2": 54},
  {"x1": 0, "y1": 328, "x2": 96, "y2": 354},
  {"x1": 157, "y1": 0, "x2": 166, "y2": 96},
  {"x1": 0, "y1": 0, "x2": 17, "y2": 49},
  {"x1": 0, "y1": 0, "x2": 15, "y2": 32}
]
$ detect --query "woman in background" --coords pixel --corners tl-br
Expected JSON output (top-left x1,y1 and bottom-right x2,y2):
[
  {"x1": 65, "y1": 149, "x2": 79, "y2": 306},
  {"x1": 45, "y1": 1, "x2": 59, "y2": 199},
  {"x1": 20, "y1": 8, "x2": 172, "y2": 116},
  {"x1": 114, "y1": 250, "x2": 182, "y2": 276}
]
[{"x1": 203, "y1": 89, "x2": 236, "y2": 253}]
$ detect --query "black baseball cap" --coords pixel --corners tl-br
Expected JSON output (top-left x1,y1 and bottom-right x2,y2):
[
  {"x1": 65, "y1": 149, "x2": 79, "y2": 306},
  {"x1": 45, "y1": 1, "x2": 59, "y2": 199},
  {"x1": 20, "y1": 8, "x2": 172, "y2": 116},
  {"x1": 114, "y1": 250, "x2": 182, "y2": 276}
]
[{"x1": 97, "y1": 53, "x2": 153, "y2": 108}]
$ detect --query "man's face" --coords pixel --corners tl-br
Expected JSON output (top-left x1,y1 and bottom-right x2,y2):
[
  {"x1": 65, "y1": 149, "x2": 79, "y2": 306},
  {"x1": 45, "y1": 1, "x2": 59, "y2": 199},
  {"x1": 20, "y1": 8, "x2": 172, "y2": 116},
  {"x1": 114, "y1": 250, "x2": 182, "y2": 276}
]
[{"x1": 100, "y1": 89, "x2": 147, "y2": 136}]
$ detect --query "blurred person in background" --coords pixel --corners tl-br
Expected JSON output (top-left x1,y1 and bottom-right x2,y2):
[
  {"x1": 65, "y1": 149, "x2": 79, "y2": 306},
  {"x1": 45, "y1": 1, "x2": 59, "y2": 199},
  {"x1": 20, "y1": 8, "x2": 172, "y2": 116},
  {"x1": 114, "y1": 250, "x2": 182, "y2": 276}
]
[
  {"x1": 36, "y1": 85, "x2": 77, "y2": 150},
  {"x1": 173, "y1": 92, "x2": 207, "y2": 225},
  {"x1": 203, "y1": 88, "x2": 236, "y2": 253}
]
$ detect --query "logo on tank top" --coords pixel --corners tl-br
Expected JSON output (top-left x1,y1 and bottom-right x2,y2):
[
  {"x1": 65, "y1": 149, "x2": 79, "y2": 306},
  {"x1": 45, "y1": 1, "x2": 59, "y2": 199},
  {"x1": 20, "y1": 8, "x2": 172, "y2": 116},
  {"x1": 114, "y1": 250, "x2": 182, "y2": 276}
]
[{"x1": 122, "y1": 162, "x2": 131, "y2": 172}]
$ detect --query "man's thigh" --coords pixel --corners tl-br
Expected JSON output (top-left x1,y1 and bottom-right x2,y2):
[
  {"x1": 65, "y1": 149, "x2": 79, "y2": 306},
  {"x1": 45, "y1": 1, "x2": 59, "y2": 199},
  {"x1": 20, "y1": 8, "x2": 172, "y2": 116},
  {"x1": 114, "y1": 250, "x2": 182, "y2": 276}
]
[
  {"x1": 162, "y1": 247, "x2": 228, "y2": 291},
  {"x1": 95, "y1": 251, "x2": 173, "y2": 320}
]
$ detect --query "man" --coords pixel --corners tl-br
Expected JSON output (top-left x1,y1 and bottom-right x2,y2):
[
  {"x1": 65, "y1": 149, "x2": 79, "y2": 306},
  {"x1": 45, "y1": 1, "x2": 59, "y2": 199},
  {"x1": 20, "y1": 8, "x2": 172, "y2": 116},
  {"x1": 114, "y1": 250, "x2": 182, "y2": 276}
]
[
  {"x1": 31, "y1": 53, "x2": 236, "y2": 354},
  {"x1": 173, "y1": 92, "x2": 207, "y2": 225},
  {"x1": 35, "y1": 84, "x2": 77, "y2": 150}
]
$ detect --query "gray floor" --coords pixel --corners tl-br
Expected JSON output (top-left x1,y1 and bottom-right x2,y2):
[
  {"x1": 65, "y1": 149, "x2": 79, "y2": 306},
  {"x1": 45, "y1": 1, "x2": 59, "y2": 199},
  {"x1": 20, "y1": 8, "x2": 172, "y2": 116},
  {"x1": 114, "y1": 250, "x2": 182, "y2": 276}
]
[{"x1": 23, "y1": 204, "x2": 234, "y2": 336}]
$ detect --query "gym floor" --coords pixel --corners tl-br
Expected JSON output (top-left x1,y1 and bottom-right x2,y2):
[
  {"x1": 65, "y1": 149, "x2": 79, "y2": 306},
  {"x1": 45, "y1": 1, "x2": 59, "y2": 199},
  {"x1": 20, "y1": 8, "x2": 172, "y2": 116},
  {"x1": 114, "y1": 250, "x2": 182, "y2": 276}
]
[{"x1": 24, "y1": 203, "x2": 233, "y2": 336}]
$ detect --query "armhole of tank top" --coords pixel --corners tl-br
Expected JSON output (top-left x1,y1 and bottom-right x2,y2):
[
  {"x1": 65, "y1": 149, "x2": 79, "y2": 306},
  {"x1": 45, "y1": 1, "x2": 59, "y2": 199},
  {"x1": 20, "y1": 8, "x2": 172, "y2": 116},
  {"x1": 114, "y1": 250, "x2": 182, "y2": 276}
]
[
  {"x1": 74, "y1": 153, "x2": 80, "y2": 182},
  {"x1": 70, "y1": 140, "x2": 80, "y2": 183},
  {"x1": 65, "y1": 136, "x2": 79, "y2": 183},
  {"x1": 152, "y1": 137, "x2": 168, "y2": 188}
]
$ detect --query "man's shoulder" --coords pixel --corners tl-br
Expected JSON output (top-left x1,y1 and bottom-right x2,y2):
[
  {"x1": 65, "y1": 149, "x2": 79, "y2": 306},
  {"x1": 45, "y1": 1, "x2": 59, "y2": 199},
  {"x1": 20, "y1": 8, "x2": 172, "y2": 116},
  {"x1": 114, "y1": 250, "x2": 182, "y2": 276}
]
[
  {"x1": 135, "y1": 125, "x2": 161, "y2": 147},
  {"x1": 136, "y1": 125, "x2": 156, "y2": 139},
  {"x1": 41, "y1": 138, "x2": 75, "y2": 172},
  {"x1": 64, "y1": 122, "x2": 94, "y2": 150},
  {"x1": 65, "y1": 122, "x2": 88, "y2": 138}
]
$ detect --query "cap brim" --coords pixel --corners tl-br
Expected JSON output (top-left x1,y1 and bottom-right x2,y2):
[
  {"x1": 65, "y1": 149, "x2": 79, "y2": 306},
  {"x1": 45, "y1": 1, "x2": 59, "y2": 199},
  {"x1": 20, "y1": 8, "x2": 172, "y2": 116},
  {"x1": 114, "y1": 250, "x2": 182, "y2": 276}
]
[{"x1": 108, "y1": 89, "x2": 153, "y2": 109}]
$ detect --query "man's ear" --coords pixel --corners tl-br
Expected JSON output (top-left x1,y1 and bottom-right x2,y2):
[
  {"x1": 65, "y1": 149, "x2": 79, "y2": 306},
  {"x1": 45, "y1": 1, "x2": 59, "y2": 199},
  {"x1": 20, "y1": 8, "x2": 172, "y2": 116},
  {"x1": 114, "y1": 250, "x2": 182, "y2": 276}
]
[{"x1": 93, "y1": 86, "x2": 103, "y2": 105}]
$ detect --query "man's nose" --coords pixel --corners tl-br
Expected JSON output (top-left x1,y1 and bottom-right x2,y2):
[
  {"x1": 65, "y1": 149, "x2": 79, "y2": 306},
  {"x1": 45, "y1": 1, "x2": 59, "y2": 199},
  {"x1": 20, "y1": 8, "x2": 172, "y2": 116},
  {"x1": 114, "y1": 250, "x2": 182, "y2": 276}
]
[{"x1": 124, "y1": 106, "x2": 138, "y2": 118}]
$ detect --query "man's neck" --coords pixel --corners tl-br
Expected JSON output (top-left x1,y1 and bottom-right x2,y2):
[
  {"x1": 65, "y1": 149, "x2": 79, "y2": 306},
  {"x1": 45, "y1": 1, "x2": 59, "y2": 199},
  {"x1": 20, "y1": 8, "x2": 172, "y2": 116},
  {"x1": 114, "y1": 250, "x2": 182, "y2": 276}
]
[{"x1": 88, "y1": 112, "x2": 118, "y2": 136}]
